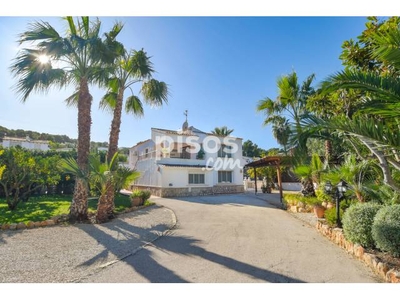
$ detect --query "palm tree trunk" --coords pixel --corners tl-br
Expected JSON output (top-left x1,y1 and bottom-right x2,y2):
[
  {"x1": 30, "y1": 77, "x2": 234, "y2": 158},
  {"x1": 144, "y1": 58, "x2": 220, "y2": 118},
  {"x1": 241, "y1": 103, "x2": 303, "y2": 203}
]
[
  {"x1": 70, "y1": 78, "x2": 92, "y2": 222},
  {"x1": 325, "y1": 139, "x2": 332, "y2": 164},
  {"x1": 96, "y1": 181, "x2": 115, "y2": 223},
  {"x1": 107, "y1": 88, "x2": 124, "y2": 162},
  {"x1": 360, "y1": 138, "x2": 400, "y2": 193},
  {"x1": 101, "y1": 87, "x2": 125, "y2": 218}
]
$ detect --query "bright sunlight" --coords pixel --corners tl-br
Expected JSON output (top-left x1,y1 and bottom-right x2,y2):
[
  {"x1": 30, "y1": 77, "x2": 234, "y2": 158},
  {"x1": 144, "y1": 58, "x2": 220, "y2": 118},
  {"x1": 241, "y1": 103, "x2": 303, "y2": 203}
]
[{"x1": 38, "y1": 54, "x2": 50, "y2": 64}]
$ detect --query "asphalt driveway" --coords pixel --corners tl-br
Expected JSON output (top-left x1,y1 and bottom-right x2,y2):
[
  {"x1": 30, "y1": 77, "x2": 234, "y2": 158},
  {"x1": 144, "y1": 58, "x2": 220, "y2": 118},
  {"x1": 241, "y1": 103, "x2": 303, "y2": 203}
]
[{"x1": 83, "y1": 193, "x2": 380, "y2": 283}]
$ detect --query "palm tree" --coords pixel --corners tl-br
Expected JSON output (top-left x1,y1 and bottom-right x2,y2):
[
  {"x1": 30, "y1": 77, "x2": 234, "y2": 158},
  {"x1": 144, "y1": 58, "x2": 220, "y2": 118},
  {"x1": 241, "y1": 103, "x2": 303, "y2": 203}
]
[
  {"x1": 62, "y1": 153, "x2": 140, "y2": 223},
  {"x1": 323, "y1": 154, "x2": 380, "y2": 202},
  {"x1": 97, "y1": 49, "x2": 168, "y2": 221},
  {"x1": 88, "y1": 154, "x2": 140, "y2": 223},
  {"x1": 293, "y1": 153, "x2": 324, "y2": 197},
  {"x1": 271, "y1": 116, "x2": 291, "y2": 155},
  {"x1": 257, "y1": 71, "x2": 315, "y2": 160},
  {"x1": 211, "y1": 126, "x2": 234, "y2": 136},
  {"x1": 10, "y1": 17, "x2": 124, "y2": 221}
]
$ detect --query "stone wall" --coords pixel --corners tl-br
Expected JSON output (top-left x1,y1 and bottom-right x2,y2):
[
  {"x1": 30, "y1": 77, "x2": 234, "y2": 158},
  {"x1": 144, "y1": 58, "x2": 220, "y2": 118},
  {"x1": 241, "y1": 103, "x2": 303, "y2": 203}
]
[
  {"x1": 316, "y1": 221, "x2": 400, "y2": 283},
  {"x1": 131, "y1": 185, "x2": 244, "y2": 198}
]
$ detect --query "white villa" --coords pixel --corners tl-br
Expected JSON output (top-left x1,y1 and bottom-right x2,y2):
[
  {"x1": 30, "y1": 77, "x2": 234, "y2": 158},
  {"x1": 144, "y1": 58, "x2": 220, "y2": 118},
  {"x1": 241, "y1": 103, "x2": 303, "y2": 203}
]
[
  {"x1": 1, "y1": 136, "x2": 50, "y2": 151},
  {"x1": 128, "y1": 121, "x2": 246, "y2": 197}
]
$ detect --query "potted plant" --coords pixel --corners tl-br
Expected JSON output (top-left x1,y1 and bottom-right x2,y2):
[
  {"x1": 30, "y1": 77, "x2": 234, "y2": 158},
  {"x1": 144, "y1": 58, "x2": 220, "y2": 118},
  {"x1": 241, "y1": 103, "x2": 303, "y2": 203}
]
[{"x1": 130, "y1": 190, "x2": 151, "y2": 206}]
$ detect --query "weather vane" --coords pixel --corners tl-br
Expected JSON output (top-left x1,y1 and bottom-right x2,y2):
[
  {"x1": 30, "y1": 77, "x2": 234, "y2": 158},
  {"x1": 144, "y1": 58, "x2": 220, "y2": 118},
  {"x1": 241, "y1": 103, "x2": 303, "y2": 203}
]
[{"x1": 184, "y1": 110, "x2": 188, "y2": 122}]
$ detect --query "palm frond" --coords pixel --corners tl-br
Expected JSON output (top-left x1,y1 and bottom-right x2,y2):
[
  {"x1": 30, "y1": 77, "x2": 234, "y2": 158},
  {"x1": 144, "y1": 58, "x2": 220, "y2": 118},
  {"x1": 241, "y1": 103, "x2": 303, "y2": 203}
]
[
  {"x1": 61, "y1": 157, "x2": 88, "y2": 180},
  {"x1": 64, "y1": 90, "x2": 80, "y2": 107},
  {"x1": 372, "y1": 27, "x2": 400, "y2": 70},
  {"x1": 129, "y1": 49, "x2": 154, "y2": 79},
  {"x1": 99, "y1": 91, "x2": 118, "y2": 112},
  {"x1": 141, "y1": 79, "x2": 168, "y2": 106},
  {"x1": 321, "y1": 70, "x2": 400, "y2": 102},
  {"x1": 125, "y1": 95, "x2": 144, "y2": 117}
]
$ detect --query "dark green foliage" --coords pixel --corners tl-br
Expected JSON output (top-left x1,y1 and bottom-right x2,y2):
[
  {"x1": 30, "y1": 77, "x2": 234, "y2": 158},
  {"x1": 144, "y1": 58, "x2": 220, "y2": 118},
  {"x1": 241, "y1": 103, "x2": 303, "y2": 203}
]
[
  {"x1": 242, "y1": 140, "x2": 267, "y2": 157},
  {"x1": 0, "y1": 147, "x2": 62, "y2": 210},
  {"x1": 130, "y1": 190, "x2": 151, "y2": 206},
  {"x1": 324, "y1": 207, "x2": 344, "y2": 227},
  {"x1": 342, "y1": 202, "x2": 382, "y2": 248},
  {"x1": 372, "y1": 205, "x2": 400, "y2": 257}
]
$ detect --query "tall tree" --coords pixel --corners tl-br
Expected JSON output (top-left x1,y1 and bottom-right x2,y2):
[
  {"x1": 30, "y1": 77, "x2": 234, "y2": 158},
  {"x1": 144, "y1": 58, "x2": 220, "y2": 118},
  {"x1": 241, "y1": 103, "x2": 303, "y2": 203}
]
[
  {"x1": 256, "y1": 71, "x2": 316, "y2": 160},
  {"x1": 211, "y1": 126, "x2": 234, "y2": 136},
  {"x1": 271, "y1": 116, "x2": 291, "y2": 155},
  {"x1": 10, "y1": 17, "x2": 123, "y2": 221},
  {"x1": 97, "y1": 49, "x2": 168, "y2": 222}
]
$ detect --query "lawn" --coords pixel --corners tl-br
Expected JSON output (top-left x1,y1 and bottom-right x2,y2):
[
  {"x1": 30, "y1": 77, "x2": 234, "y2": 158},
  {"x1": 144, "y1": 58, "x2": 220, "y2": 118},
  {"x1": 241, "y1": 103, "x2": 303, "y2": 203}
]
[{"x1": 0, "y1": 194, "x2": 134, "y2": 224}]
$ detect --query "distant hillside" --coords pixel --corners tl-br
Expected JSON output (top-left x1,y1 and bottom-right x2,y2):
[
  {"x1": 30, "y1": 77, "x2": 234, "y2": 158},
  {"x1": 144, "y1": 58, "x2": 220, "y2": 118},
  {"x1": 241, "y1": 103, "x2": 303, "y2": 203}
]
[{"x1": 0, "y1": 125, "x2": 109, "y2": 149}]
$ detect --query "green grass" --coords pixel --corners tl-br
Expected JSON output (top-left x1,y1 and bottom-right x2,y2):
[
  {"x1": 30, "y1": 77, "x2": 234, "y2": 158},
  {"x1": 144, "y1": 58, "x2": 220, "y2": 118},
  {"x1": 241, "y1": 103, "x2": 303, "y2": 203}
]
[{"x1": 0, "y1": 194, "x2": 134, "y2": 224}]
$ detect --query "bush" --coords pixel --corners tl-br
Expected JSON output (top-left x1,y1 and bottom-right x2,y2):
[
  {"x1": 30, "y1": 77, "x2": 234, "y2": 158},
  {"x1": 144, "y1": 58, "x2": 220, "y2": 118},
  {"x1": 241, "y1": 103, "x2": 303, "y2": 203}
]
[
  {"x1": 372, "y1": 205, "x2": 400, "y2": 257},
  {"x1": 315, "y1": 188, "x2": 331, "y2": 203},
  {"x1": 324, "y1": 207, "x2": 344, "y2": 227},
  {"x1": 283, "y1": 193, "x2": 303, "y2": 206},
  {"x1": 130, "y1": 190, "x2": 151, "y2": 206},
  {"x1": 342, "y1": 202, "x2": 381, "y2": 248},
  {"x1": 340, "y1": 199, "x2": 357, "y2": 211}
]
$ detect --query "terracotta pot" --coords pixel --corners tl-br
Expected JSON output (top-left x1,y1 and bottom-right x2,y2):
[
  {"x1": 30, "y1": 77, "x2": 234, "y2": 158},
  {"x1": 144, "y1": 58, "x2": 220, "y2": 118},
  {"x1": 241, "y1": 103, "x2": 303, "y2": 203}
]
[
  {"x1": 131, "y1": 197, "x2": 142, "y2": 207},
  {"x1": 314, "y1": 205, "x2": 326, "y2": 218}
]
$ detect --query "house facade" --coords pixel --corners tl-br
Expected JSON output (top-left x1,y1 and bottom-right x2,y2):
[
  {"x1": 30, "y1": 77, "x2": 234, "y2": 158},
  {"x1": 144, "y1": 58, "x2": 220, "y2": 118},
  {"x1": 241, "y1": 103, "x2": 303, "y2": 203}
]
[
  {"x1": 128, "y1": 124, "x2": 245, "y2": 197},
  {"x1": 1, "y1": 136, "x2": 50, "y2": 151}
]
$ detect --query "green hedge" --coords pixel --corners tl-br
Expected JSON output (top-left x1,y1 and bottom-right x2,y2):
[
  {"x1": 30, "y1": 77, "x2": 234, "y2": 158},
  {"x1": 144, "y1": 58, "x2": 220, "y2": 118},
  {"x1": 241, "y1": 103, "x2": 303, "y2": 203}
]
[
  {"x1": 372, "y1": 205, "x2": 400, "y2": 257},
  {"x1": 342, "y1": 202, "x2": 381, "y2": 248}
]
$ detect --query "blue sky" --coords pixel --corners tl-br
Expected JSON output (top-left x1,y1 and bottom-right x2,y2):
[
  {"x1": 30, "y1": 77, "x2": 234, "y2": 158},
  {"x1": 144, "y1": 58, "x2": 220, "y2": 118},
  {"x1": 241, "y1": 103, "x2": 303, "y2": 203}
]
[{"x1": 0, "y1": 16, "x2": 368, "y2": 150}]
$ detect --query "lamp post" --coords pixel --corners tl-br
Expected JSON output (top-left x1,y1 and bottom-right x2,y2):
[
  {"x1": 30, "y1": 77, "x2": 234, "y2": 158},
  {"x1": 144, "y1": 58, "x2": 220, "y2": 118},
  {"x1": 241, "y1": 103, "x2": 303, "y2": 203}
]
[
  {"x1": 336, "y1": 180, "x2": 347, "y2": 228},
  {"x1": 324, "y1": 180, "x2": 347, "y2": 228}
]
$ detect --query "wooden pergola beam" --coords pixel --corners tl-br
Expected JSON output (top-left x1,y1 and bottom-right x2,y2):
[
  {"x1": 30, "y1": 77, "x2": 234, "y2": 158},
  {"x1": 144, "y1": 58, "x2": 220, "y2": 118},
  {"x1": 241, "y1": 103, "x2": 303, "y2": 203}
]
[{"x1": 245, "y1": 156, "x2": 289, "y2": 205}]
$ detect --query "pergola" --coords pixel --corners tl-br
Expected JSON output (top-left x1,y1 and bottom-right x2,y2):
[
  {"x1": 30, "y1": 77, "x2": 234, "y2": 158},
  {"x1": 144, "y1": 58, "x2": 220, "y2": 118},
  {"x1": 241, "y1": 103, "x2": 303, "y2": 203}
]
[{"x1": 244, "y1": 156, "x2": 291, "y2": 205}]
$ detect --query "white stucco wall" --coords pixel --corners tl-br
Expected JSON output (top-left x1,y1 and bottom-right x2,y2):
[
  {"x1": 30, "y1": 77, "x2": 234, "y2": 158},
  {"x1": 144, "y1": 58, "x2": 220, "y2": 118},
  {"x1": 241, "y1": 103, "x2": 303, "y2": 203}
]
[
  {"x1": 160, "y1": 167, "x2": 211, "y2": 188},
  {"x1": 130, "y1": 127, "x2": 244, "y2": 189}
]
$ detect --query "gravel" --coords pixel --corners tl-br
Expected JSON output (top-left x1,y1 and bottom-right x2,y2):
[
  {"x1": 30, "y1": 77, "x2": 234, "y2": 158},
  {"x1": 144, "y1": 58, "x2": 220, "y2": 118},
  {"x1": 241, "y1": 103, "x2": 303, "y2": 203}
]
[{"x1": 0, "y1": 205, "x2": 176, "y2": 283}]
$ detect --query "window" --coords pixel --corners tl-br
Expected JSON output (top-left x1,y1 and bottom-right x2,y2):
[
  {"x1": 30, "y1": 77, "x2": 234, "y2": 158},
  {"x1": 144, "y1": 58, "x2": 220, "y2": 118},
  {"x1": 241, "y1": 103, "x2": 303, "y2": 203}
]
[
  {"x1": 218, "y1": 171, "x2": 232, "y2": 183},
  {"x1": 145, "y1": 148, "x2": 149, "y2": 158},
  {"x1": 189, "y1": 173, "x2": 205, "y2": 184},
  {"x1": 217, "y1": 145, "x2": 232, "y2": 158}
]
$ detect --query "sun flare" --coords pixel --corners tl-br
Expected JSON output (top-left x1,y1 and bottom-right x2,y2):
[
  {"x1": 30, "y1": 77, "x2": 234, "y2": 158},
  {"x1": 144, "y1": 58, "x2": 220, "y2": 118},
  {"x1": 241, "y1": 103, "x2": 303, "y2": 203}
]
[{"x1": 38, "y1": 54, "x2": 50, "y2": 64}]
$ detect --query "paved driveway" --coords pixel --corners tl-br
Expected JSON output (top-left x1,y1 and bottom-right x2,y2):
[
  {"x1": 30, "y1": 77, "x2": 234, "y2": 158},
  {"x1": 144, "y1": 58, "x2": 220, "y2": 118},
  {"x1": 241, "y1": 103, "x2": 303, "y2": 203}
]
[{"x1": 84, "y1": 193, "x2": 380, "y2": 283}]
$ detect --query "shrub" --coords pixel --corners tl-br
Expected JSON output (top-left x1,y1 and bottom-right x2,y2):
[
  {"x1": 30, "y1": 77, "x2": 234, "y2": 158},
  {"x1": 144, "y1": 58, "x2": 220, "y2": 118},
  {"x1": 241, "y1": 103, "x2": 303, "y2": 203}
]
[
  {"x1": 340, "y1": 199, "x2": 357, "y2": 211},
  {"x1": 315, "y1": 188, "x2": 331, "y2": 203},
  {"x1": 130, "y1": 190, "x2": 151, "y2": 205},
  {"x1": 324, "y1": 207, "x2": 344, "y2": 227},
  {"x1": 303, "y1": 196, "x2": 321, "y2": 207},
  {"x1": 283, "y1": 193, "x2": 303, "y2": 206},
  {"x1": 372, "y1": 205, "x2": 400, "y2": 257},
  {"x1": 342, "y1": 203, "x2": 381, "y2": 248}
]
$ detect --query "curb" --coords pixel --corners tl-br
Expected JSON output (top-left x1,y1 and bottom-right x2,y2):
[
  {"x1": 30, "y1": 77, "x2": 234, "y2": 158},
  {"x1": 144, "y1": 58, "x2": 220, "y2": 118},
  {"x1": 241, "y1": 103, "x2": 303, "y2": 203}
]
[{"x1": 315, "y1": 221, "x2": 400, "y2": 283}]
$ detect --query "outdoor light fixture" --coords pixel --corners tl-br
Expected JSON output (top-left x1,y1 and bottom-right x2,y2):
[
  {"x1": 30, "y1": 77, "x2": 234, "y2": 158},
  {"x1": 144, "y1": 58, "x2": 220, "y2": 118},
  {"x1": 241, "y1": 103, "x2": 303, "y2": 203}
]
[
  {"x1": 337, "y1": 180, "x2": 347, "y2": 193},
  {"x1": 335, "y1": 180, "x2": 347, "y2": 228},
  {"x1": 324, "y1": 181, "x2": 332, "y2": 193},
  {"x1": 324, "y1": 180, "x2": 347, "y2": 228}
]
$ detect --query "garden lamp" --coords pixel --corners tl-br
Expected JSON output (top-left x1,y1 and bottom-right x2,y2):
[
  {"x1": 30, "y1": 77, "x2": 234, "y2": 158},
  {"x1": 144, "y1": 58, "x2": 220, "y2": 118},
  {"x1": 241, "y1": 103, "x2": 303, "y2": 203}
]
[
  {"x1": 335, "y1": 180, "x2": 347, "y2": 228},
  {"x1": 324, "y1": 181, "x2": 332, "y2": 193}
]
